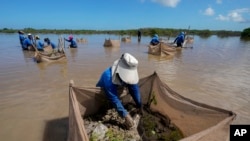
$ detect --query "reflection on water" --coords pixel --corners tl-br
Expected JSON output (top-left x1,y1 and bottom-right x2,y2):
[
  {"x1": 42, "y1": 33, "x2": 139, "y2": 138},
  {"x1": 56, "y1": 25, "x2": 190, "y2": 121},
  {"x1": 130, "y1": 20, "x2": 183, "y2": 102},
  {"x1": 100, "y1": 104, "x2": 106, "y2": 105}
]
[
  {"x1": 103, "y1": 46, "x2": 120, "y2": 57},
  {"x1": 22, "y1": 50, "x2": 35, "y2": 63},
  {"x1": 0, "y1": 34, "x2": 250, "y2": 141},
  {"x1": 68, "y1": 48, "x2": 78, "y2": 62},
  {"x1": 147, "y1": 53, "x2": 174, "y2": 62}
]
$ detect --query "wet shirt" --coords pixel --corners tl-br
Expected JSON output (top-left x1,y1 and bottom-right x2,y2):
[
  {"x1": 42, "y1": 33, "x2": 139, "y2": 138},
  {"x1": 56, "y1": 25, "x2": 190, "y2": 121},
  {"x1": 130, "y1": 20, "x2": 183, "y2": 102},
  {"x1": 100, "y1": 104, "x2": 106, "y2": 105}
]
[
  {"x1": 46, "y1": 41, "x2": 56, "y2": 49},
  {"x1": 22, "y1": 38, "x2": 33, "y2": 49},
  {"x1": 65, "y1": 39, "x2": 77, "y2": 48},
  {"x1": 96, "y1": 67, "x2": 141, "y2": 117},
  {"x1": 50, "y1": 42, "x2": 56, "y2": 49},
  {"x1": 36, "y1": 41, "x2": 44, "y2": 50},
  {"x1": 174, "y1": 34, "x2": 185, "y2": 44},
  {"x1": 150, "y1": 36, "x2": 160, "y2": 45},
  {"x1": 19, "y1": 34, "x2": 26, "y2": 45}
]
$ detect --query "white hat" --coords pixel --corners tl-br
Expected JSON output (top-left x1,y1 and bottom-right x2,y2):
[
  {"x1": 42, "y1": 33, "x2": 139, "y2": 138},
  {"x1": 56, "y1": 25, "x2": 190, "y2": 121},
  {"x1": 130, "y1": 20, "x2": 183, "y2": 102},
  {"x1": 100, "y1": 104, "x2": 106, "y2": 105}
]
[
  {"x1": 112, "y1": 53, "x2": 139, "y2": 85},
  {"x1": 35, "y1": 35, "x2": 40, "y2": 39}
]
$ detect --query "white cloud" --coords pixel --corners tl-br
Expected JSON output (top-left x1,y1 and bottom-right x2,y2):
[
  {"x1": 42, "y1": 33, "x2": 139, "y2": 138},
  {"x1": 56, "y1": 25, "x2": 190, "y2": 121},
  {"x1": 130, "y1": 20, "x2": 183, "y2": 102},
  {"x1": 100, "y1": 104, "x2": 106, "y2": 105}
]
[
  {"x1": 216, "y1": 14, "x2": 229, "y2": 21},
  {"x1": 231, "y1": 8, "x2": 250, "y2": 13},
  {"x1": 151, "y1": 0, "x2": 181, "y2": 8},
  {"x1": 216, "y1": 8, "x2": 250, "y2": 23},
  {"x1": 216, "y1": 0, "x2": 222, "y2": 4},
  {"x1": 228, "y1": 11, "x2": 245, "y2": 22},
  {"x1": 204, "y1": 7, "x2": 215, "y2": 16}
]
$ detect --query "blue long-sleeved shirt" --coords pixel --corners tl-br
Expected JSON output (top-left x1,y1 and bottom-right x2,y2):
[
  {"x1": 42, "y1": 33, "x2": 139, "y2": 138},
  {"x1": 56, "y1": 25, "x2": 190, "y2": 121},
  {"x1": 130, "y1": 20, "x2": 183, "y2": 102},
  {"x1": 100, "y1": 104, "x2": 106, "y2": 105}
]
[
  {"x1": 65, "y1": 39, "x2": 77, "y2": 48},
  {"x1": 36, "y1": 41, "x2": 44, "y2": 51},
  {"x1": 96, "y1": 67, "x2": 141, "y2": 117},
  {"x1": 22, "y1": 38, "x2": 33, "y2": 50},
  {"x1": 19, "y1": 34, "x2": 26, "y2": 46},
  {"x1": 150, "y1": 35, "x2": 160, "y2": 45},
  {"x1": 50, "y1": 42, "x2": 56, "y2": 49},
  {"x1": 174, "y1": 33, "x2": 185, "y2": 44},
  {"x1": 45, "y1": 41, "x2": 56, "y2": 49}
]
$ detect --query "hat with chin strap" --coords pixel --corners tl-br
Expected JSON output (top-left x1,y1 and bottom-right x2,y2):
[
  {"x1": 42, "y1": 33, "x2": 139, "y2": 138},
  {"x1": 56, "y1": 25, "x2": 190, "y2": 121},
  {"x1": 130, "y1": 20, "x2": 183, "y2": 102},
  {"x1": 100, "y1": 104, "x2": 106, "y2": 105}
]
[{"x1": 111, "y1": 53, "x2": 139, "y2": 85}]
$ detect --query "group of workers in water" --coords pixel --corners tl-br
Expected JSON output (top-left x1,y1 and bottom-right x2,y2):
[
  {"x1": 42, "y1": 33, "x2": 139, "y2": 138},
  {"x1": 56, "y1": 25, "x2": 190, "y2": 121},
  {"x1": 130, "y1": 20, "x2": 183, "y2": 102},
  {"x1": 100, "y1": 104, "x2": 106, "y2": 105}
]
[
  {"x1": 150, "y1": 31, "x2": 186, "y2": 47},
  {"x1": 17, "y1": 29, "x2": 188, "y2": 130},
  {"x1": 18, "y1": 30, "x2": 78, "y2": 51},
  {"x1": 19, "y1": 30, "x2": 185, "y2": 51}
]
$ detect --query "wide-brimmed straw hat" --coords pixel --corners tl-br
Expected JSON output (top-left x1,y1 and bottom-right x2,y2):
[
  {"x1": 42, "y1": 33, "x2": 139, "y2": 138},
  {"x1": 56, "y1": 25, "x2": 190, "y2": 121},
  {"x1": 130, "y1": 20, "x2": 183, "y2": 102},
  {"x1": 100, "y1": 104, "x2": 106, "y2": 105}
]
[
  {"x1": 18, "y1": 30, "x2": 24, "y2": 34},
  {"x1": 112, "y1": 53, "x2": 139, "y2": 85}
]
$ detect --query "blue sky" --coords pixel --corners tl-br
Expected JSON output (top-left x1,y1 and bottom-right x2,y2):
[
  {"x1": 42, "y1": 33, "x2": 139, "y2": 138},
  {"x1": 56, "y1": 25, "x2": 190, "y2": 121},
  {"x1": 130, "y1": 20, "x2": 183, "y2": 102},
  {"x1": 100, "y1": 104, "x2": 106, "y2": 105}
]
[{"x1": 1, "y1": 0, "x2": 249, "y2": 31}]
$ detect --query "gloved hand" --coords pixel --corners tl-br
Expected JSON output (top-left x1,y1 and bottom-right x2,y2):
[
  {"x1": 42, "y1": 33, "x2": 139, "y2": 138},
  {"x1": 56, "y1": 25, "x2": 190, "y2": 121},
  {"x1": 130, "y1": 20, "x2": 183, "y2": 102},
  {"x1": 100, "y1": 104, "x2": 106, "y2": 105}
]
[{"x1": 124, "y1": 114, "x2": 135, "y2": 129}]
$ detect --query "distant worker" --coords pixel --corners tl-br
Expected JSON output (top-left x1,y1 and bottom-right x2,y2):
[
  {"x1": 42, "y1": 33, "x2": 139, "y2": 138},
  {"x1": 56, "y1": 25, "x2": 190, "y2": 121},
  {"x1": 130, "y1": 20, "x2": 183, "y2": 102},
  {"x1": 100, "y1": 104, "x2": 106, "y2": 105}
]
[
  {"x1": 64, "y1": 35, "x2": 77, "y2": 48},
  {"x1": 34, "y1": 35, "x2": 44, "y2": 51},
  {"x1": 96, "y1": 53, "x2": 142, "y2": 129},
  {"x1": 44, "y1": 38, "x2": 56, "y2": 50},
  {"x1": 18, "y1": 30, "x2": 26, "y2": 48},
  {"x1": 22, "y1": 33, "x2": 35, "y2": 51},
  {"x1": 174, "y1": 32, "x2": 185, "y2": 47},
  {"x1": 150, "y1": 34, "x2": 160, "y2": 45},
  {"x1": 137, "y1": 29, "x2": 141, "y2": 42}
]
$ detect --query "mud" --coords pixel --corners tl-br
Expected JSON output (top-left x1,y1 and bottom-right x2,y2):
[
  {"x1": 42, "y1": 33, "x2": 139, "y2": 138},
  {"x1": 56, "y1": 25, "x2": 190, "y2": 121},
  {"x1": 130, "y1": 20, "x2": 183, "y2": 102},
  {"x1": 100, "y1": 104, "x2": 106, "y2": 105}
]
[{"x1": 83, "y1": 103, "x2": 183, "y2": 141}]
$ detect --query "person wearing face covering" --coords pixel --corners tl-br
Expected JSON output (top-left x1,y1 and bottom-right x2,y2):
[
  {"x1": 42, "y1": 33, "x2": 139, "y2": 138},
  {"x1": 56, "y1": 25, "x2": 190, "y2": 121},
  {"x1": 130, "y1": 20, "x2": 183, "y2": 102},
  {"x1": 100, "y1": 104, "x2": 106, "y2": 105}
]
[
  {"x1": 96, "y1": 53, "x2": 142, "y2": 129},
  {"x1": 64, "y1": 35, "x2": 78, "y2": 48}
]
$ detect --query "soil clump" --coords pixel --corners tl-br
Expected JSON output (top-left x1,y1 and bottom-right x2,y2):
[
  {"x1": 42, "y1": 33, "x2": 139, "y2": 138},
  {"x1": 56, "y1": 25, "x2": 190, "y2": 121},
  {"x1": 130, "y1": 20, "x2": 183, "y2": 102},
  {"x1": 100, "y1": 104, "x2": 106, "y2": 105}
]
[{"x1": 83, "y1": 103, "x2": 183, "y2": 141}]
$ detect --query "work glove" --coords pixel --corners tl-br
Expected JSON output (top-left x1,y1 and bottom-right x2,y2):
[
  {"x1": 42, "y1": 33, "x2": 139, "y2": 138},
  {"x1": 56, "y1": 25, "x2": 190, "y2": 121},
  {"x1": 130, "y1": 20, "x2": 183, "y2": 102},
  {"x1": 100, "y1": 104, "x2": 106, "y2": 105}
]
[{"x1": 124, "y1": 114, "x2": 135, "y2": 129}]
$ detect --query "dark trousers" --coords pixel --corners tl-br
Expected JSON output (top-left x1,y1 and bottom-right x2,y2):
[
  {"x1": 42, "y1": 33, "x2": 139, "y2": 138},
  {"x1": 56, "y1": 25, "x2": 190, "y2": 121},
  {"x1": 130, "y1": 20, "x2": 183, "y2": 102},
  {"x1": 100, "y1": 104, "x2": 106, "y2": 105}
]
[{"x1": 177, "y1": 42, "x2": 182, "y2": 47}]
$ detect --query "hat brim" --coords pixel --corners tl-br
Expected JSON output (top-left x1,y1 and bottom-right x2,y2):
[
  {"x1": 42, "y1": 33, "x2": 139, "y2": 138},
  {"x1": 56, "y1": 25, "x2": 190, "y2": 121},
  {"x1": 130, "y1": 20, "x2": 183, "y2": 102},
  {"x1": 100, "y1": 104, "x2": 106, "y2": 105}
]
[{"x1": 112, "y1": 59, "x2": 139, "y2": 85}]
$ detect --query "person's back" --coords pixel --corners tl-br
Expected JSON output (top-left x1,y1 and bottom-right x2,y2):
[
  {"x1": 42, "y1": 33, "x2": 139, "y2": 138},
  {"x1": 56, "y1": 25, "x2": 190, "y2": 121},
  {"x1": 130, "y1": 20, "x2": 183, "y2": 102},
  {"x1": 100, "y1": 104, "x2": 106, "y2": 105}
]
[
  {"x1": 23, "y1": 38, "x2": 32, "y2": 50},
  {"x1": 50, "y1": 42, "x2": 56, "y2": 49},
  {"x1": 69, "y1": 39, "x2": 77, "y2": 48},
  {"x1": 150, "y1": 34, "x2": 160, "y2": 45},
  {"x1": 96, "y1": 53, "x2": 142, "y2": 129},
  {"x1": 44, "y1": 38, "x2": 56, "y2": 49},
  {"x1": 35, "y1": 35, "x2": 44, "y2": 51},
  {"x1": 138, "y1": 30, "x2": 141, "y2": 37},
  {"x1": 137, "y1": 30, "x2": 141, "y2": 42},
  {"x1": 22, "y1": 34, "x2": 34, "y2": 50},
  {"x1": 174, "y1": 32, "x2": 185, "y2": 47},
  {"x1": 18, "y1": 31, "x2": 26, "y2": 48}
]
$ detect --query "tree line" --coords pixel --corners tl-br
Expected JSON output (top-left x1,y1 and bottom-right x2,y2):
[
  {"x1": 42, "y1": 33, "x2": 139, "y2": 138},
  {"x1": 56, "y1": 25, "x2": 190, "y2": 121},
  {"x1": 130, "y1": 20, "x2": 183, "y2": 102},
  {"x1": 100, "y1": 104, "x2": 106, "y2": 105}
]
[{"x1": 0, "y1": 27, "x2": 247, "y2": 38}]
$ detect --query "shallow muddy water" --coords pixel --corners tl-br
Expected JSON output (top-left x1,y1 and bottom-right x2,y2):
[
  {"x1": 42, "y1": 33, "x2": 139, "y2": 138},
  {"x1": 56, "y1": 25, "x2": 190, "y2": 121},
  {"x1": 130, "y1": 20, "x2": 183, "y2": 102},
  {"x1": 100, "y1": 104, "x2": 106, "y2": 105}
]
[{"x1": 0, "y1": 33, "x2": 249, "y2": 141}]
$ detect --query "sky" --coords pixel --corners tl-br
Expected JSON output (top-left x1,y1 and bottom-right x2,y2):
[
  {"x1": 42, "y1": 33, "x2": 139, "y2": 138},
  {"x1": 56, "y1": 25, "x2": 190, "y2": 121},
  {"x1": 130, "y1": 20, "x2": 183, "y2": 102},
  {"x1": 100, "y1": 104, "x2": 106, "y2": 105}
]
[{"x1": 1, "y1": 0, "x2": 250, "y2": 31}]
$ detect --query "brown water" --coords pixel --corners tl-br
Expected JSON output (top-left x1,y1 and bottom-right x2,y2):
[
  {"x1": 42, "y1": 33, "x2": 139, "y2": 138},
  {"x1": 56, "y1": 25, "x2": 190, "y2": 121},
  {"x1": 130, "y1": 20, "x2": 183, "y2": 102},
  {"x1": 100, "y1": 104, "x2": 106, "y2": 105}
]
[{"x1": 0, "y1": 33, "x2": 250, "y2": 141}]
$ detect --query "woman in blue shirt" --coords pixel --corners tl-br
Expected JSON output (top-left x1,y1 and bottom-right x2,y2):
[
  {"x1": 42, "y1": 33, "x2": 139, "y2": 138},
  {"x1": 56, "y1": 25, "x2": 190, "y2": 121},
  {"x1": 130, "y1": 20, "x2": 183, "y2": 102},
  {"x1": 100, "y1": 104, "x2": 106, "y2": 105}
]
[
  {"x1": 96, "y1": 53, "x2": 142, "y2": 129},
  {"x1": 64, "y1": 35, "x2": 77, "y2": 48}
]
